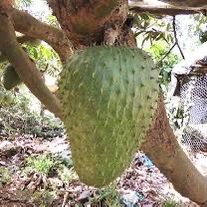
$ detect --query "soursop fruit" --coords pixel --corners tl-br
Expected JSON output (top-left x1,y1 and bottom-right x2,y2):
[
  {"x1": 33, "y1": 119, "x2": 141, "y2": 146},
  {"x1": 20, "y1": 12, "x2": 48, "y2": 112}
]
[
  {"x1": 59, "y1": 46, "x2": 159, "y2": 187},
  {"x1": 2, "y1": 64, "x2": 22, "y2": 90}
]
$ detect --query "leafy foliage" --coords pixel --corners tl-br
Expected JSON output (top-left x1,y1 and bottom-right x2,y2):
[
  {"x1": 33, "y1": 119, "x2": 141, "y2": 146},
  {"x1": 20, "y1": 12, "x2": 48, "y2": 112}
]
[
  {"x1": 147, "y1": 41, "x2": 180, "y2": 85},
  {"x1": 0, "y1": 84, "x2": 42, "y2": 137},
  {"x1": 58, "y1": 166, "x2": 78, "y2": 183},
  {"x1": 134, "y1": 14, "x2": 174, "y2": 48},
  {"x1": 24, "y1": 43, "x2": 62, "y2": 77},
  {"x1": 16, "y1": 0, "x2": 32, "y2": 8},
  {"x1": 194, "y1": 14, "x2": 207, "y2": 37},
  {"x1": 163, "y1": 199, "x2": 180, "y2": 207},
  {"x1": 46, "y1": 15, "x2": 60, "y2": 28},
  {"x1": 133, "y1": 13, "x2": 180, "y2": 87},
  {"x1": 195, "y1": 14, "x2": 207, "y2": 43}
]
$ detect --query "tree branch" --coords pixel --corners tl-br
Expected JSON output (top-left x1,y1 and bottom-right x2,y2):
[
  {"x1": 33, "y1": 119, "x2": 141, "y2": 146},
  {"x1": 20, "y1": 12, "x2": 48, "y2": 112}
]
[
  {"x1": 0, "y1": 36, "x2": 40, "y2": 63},
  {"x1": 11, "y1": 8, "x2": 72, "y2": 62},
  {"x1": 142, "y1": 97, "x2": 207, "y2": 205},
  {"x1": 16, "y1": 35, "x2": 40, "y2": 45},
  {"x1": 158, "y1": 0, "x2": 207, "y2": 7},
  {"x1": 129, "y1": 3, "x2": 204, "y2": 16},
  {"x1": 0, "y1": 11, "x2": 62, "y2": 118},
  {"x1": 156, "y1": 42, "x2": 176, "y2": 66}
]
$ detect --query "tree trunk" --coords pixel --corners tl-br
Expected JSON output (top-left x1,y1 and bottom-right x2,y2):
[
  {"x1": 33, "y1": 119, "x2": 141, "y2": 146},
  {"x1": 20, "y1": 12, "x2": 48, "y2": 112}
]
[
  {"x1": 47, "y1": 0, "x2": 207, "y2": 205},
  {"x1": 48, "y1": 0, "x2": 128, "y2": 47}
]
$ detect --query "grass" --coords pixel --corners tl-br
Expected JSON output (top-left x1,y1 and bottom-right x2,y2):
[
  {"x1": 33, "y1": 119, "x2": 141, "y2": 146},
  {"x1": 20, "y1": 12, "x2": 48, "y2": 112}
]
[
  {"x1": 90, "y1": 184, "x2": 122, "y2": 207},
  {"x1": 163, "y1": 199, "x2": 180, "y2": 207},
  {"x1": 0, "y1": 167, "x2": 11, "y2": 186},
  {"x1": 58, "y1": 165, "x2": 78, "y2": 182},
  {"x1": 24, "y1": 154, "x2": 56, "y2": 175}
]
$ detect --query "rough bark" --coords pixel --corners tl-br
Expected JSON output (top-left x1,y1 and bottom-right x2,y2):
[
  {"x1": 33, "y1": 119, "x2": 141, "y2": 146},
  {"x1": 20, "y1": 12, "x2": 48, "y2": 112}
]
[
  {"x1": 0, "y1": 0, "x2": 14, "y2": 9},
  {"x1": 0, "y1": 11, "x2": 62, "y2": 118},
  {"x1": 47, "y1": 0, "x2": 128, "y2": 47},
  {"x1": 16, "y1": 36, "x2": 41, "y2": 46},
  {"x1": 11, "y1": 9, "x2": 72, "y2": 63}
]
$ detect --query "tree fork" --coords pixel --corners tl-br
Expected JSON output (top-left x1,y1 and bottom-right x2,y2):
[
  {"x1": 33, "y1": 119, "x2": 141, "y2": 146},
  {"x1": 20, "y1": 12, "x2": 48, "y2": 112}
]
[{"x1": 11, "y1": 8, "x2": 72, "y2": 63}]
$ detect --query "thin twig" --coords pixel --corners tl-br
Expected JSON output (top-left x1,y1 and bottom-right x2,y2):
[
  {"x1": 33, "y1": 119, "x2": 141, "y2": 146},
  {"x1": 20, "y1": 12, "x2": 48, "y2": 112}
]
[
  {"x1": 62, "y1": 191, "x2": 69, "y2": 207},
  {"x1": 172, "y1": 16, "x2": 185, "y2": 59},
  {"x1": 157, "y1": 16, "x2": 185, "y2": 65},
  {"x1": 157, "y1": 42, "x2": 176, "y2": 66}
]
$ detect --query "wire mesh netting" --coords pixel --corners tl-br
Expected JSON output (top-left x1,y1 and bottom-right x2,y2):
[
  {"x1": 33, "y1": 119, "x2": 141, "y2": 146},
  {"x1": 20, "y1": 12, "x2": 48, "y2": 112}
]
[{"x1": 179, "y1": 75, "x2": 207, "y2": 153}]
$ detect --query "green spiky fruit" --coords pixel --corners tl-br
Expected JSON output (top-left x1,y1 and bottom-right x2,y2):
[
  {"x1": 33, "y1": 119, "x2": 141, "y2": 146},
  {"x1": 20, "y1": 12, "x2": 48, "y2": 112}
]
[
  {"x1": 2, "y1": 64, "x2": 22, "y2": 90},
  {"x1": 59, "y1": 46, "x2": 159, "y2": 187}
]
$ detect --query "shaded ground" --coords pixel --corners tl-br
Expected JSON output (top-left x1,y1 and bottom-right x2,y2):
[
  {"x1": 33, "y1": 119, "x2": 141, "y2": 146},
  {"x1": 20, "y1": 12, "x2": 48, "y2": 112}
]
[{"x1": 0, "y1": 128, "x2": 199, "y2": 207}]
